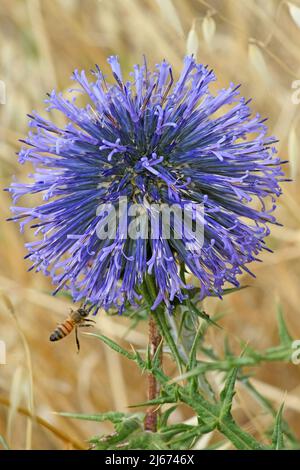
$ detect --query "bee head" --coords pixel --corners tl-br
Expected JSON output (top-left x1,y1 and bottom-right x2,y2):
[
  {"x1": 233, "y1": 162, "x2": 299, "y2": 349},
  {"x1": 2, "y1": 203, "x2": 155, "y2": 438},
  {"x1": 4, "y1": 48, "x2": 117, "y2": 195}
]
[{"x1": 78, "y1": 307, "x2": 89, "y2": 318}]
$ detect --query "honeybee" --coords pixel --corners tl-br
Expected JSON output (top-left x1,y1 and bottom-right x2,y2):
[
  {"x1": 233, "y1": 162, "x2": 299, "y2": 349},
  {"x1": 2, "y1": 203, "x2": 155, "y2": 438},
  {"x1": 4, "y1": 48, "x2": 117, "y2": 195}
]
[{"x1": 49, "y1": 306, "x2": 95, "y2": 352}]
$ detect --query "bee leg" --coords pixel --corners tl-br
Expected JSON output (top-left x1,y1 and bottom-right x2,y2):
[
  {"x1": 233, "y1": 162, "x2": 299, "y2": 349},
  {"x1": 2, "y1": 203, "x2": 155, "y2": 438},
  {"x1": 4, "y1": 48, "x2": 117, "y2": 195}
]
[
  {"x1": 79, "y1": 324, "x2": 94, "y2": 328},
  {"x1": 75, "y1": 327, "x2": 80, "y2": 353},
  {"x1": 84, "y1": 319, "x2": 96, "y2": 323}
]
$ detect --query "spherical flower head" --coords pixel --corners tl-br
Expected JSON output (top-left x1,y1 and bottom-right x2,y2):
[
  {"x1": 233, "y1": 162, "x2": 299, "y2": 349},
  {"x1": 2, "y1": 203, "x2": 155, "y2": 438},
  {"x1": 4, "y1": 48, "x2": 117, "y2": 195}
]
[{"x1": 7, "y1": 55, "x2": 285, "y2": 313}]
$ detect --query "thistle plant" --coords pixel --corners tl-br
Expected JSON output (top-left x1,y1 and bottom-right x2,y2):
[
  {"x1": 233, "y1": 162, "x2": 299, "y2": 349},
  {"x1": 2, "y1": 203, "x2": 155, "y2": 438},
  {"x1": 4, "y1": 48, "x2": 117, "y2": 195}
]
[{"x1": 7, "y1": 56, "x2": 295, "y2": 450}]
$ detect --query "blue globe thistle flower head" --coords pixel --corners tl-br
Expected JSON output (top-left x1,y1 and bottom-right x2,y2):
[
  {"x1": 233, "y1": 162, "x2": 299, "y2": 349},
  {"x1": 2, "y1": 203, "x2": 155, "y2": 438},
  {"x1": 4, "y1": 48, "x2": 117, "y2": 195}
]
[{"x1": 7, "y1": 56, "x2": 285, "y2": 313}]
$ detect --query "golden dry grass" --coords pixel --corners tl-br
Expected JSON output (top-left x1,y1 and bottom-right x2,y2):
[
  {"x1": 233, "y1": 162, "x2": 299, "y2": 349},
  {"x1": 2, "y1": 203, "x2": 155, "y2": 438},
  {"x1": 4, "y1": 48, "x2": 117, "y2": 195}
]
[{"x1": 0, "y1": 0, "x2": 300, "y2": 450}]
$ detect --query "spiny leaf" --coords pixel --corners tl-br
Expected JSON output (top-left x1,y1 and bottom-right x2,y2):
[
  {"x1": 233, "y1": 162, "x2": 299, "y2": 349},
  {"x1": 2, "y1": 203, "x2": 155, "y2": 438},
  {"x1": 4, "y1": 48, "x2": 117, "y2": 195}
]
[
  {"x1": 210, "y1": 285, "x2": 249, "y2": 297},
  {"x1": 263, "y1": 345, "x2": 293, "y2": 362},
  {"x1": 219, "y1": 368, "x2": 238, "y2": 420},
  {"x1": 132, "y1": 348, "x2": 145, "y2": 370},
  {"x1": 152, "y1": 338, "x2": 163, "y2": 369},
  {"x1": 188, "y1": 324, "x2": 203, "y2": 370},
  {"x1": 178, "y1": 390, "x2": 219, "y2": 428},
  {"x1": 56, "y1": 411, "x2": 129, "y2": 423},
  {"x1": 126, "y1": 430, "x2": 168, "y2": 450},
  {"x1": 175, "y1": 339, "x2": 295, "y2": 382},
  {"x1": 243, "y1": 378, "x2": 298, "y2": 445},
  {"x1": 177, "y1": 309, "x2": 189, "y2": 338},
  {"x1": 187, "y1": 323, "x2": 206, "y2": 393},
  {"x1": 83, "y1": 332, "x2": 135, "y2": 360},
  {"x1": 168, "y1": 423, "x2": 213, "y2": 449},
  {"x1": 92, "y1": 429, "x2": 168, "y2": 450},
  {"x1": 276, "y1": 306, "x2": 293, "y2": 346},
  {"x1": 272, "y1": 403, "x2": 285, "y2": 450},
  {"x1": 159, "y1": 405, "x2": 178, "y2": 428},
  {"x1": 205, "y1": 439, "x2": 227, "y2": 450},
  {"x1": 142, "y1": 275, "x2": 185, "y2": 369},
  {"x1": 89, "y1": 416, "x2": 142, "y2": 449},
  {"x1": 180, "y1": 389, "x2": 266, "y2": 450},
  {"x1": 159, "y1": 423, "x2": 193, "y2": 437},
  {"x1": 186, "y1": 300, "x2": 221, "y2": 329},
  {"x1": 242, "y1": 378, "x2": 274, "y2": 414},
  {"x1": 172, "y1": 357, "x2": 256, "y2": 381},
  {"x1": 218, "y1": 417, "x2": 268, "y2": 450},
  {"x1": 145, "y1": 344, "x2": 151, "y2": 369},
  {"x1": 128, "y1": 394, "x2": 176, "y2": 408},
  {"x1": 130, "y1": 345, "x2": 169, "y2": 385}
]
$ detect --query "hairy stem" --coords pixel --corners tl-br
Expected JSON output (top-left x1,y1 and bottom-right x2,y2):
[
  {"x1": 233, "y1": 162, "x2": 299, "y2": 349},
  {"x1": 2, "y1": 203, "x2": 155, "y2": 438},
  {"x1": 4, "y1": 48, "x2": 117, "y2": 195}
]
[
  {"x1": 144, "y1": 314, "x2": 162, "y2": 432},
  {"x1": 143, "y1": 274, "x2": 185, "y2": 371}
]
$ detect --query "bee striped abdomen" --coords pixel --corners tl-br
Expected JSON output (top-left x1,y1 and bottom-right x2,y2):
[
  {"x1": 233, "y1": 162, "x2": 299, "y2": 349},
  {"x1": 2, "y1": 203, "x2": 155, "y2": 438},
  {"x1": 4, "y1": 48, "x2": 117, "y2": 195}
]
[{"x1": 49, "y1": 319, "x2": 74, "y2": 342}]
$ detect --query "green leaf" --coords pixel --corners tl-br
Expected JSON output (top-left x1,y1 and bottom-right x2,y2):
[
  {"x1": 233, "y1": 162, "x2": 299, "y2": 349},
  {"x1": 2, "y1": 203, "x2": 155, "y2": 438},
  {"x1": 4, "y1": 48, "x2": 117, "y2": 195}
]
[
  {"x1": 172, "y1": 357, "x2": 256, "y2": 381},
  {"x1": 129, "y1": 346, "x2": 169, "y2": 386},
  {"x1": 186, "y1": 300, "x2": 221, "y2": 329},
  {"x1": 218, "y1": 417, "x2": 268, "y2": 450},
  {"x1": 152, "y1": 338, "x2": 163, "y2": 369},
  {"x1": 188, "y1": 325, "x2": 203, "y2": 370},
  {"x1": 263, "y1": 345, "x2": 293, "y2": 362},
  {"x1": 272, "y1": 403, "x2": 285, "y2": 450},
  {"x1": 205, "y1": 439, "x2": 227, "y2": 450},
  {"x1": 179, "y1": 389, "x2": 266, "y2": 450},
  {"x1": 215, "y1": 368, "x2": 269, "y2": 450},
  {"x1": 159, "y1": 423, "x2": 192, "y2": 437},
  {"x1": 132, "y1": 348, "x2": 145, "y2": 370},
  {"x1": 128, "y1": 394, "x2": 176, "y2": 408},
  {"x1": 177, "y1": 310, "x2": 189, "y2": 338},
  {"x1": 175, "y1": 337, "x2": 295, "y2": 381},
  {"x1": 67, "y1": 280, "x2": 295, "y2": 451},
  {"x1": 186, "y1": 323, "x2": 206, "y2": 393},
  {"x1": 168, "y1": 423, "x2": 213, "y2": 449},
  {"x1": 242, "y1": 378, "x2": 298, "y2": 445},
  {"x1": 187, "y1": 285, "x2": 248, "y2": 300},
  {"x1": 90, "y1": 416, "x2": 142, "y2": 449},
  {"x1": 277, "y1": 306, "x2": 293, "y2": 346},
  {"x1": 60, "y1": 412, "x2": 144, "y2": 450},
  {"x1": 141, "y1": 275, "x2": 185, "y2": 370},
  {"x1": 211, "y1": 285, "x2": 249, "y2": 297},
  {"x1": 178, "y1": 389, "x2": 219, "y2": 428},
  {"x1": 219, "y1": 368, "x2": 238, "y2": 420},
  {"x1": 57, "y1": 411, "x2": 130, "y2": 423},
  {"x1": 159, "y1": 405, "x2": 178, "y2": 428},
  {"x1": 83, "y1": 332, "x2": 135, "y2": 360},
  {"x1": 125, "y1": 431, "x2": 168, "y2": 450}
]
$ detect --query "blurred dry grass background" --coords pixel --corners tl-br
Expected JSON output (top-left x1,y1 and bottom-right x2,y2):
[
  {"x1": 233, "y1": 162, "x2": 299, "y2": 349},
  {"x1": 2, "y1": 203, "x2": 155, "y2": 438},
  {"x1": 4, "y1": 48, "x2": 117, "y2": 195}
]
[{"x1": 0, "y1": 0, "x2": 300, "y2": 450}]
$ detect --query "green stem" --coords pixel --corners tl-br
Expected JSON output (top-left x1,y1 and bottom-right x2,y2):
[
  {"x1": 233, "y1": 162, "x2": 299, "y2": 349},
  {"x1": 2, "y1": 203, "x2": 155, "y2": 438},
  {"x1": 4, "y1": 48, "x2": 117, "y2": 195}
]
[{"x1": 142, "y1": 274, "x2": 185, "y2": 373}]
